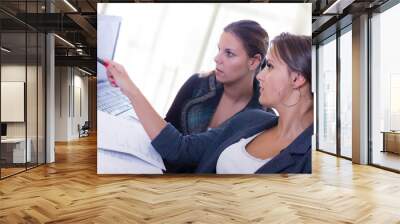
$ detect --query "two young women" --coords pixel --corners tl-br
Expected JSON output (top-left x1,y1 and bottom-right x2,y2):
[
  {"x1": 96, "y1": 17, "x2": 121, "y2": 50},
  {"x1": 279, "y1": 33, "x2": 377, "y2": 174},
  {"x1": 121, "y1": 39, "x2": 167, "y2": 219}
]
[{"x1": 105, "y1": 20, "x2": 313, "y2": 174}]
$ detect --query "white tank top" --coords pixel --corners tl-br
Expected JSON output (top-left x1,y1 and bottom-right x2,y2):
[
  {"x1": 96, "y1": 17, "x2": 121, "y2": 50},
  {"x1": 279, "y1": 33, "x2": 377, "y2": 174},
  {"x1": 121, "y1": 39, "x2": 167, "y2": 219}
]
[{"x1": 216, "y1": 132, "x2": 272, "y2": 174}]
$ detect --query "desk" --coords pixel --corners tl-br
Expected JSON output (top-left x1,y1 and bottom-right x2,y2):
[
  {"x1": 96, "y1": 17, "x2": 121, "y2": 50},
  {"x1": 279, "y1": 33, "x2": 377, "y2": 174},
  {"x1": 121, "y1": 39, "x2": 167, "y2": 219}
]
[
  {"x1": 381, "y1": 131, "x2": 400, "y2": 154},
  {"x1": 1, "y1": 138, "x2": 31, "y2": 163}
]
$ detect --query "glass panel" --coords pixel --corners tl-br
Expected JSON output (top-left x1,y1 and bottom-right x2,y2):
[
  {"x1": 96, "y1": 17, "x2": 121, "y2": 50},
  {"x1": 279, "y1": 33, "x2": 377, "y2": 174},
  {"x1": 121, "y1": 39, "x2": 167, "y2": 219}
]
[
  {"x1": 27, "y1": 0, "x2": 38, "y2": 169},
  {"x1": 339, "y1": 29, "x2": 352, "y2": 158},
  {"x1": 0, "y1": 1, "x2": 46, "y2": 178},
  {"x1": 1, "y1": 30, "x2": 27, "y2": 177},
  {"x1": 312, "y1": 45, "x2": 317, "y2": 151},
  {"x1": 317, "y1": 37, "x2": 337, "y2": 154},
  {"x1": 38, "y1": 32, "x2": 45, "y2": 165},
  {"x1": 371, "y1": 3, "x2": 400, "y2": 171},
  {"x1": 27, "y1": 31, "x2": 38, "y2": 169}
]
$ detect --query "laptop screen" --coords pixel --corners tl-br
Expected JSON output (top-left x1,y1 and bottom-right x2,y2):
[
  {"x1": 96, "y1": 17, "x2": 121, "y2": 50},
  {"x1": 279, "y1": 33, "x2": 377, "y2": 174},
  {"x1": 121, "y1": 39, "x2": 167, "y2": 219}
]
[{"x1": 97, "y1": 15, "x2": 121, "y2": 81}]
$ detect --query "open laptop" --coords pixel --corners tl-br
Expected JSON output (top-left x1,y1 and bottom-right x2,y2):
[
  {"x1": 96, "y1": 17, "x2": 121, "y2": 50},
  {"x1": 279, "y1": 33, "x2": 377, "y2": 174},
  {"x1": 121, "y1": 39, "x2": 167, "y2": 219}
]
[{"x1": 97, "y1": 15, "x2": 137, "y2": 121}]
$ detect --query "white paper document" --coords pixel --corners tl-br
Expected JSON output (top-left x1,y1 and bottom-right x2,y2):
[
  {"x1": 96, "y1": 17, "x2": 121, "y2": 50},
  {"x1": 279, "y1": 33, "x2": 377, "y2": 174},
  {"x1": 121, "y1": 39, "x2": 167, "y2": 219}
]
[
  {"x1": 97, "y1": 149, "x2": 163, "y2": 174},
  {"x1": 97, "y1": 110, "x2": 166, "y2": 173}
]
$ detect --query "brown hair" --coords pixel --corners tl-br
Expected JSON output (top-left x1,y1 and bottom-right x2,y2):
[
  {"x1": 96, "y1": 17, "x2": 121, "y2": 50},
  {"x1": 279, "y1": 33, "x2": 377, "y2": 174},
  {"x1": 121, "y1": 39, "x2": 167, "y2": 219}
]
[
  {"x1": 199, "y1": 20, "x2": 269, "y2": 77},
  {"x1": 224, "y1": 20, "x2": 269, "y2": 70},
  {"x1": 270, "y1": 33, "x2": 312, "y2": 85}
]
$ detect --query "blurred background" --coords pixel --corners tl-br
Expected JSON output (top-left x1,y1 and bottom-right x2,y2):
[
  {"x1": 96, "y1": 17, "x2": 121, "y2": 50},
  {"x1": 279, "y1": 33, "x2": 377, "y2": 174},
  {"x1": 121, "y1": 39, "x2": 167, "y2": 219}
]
[{"x1": 98, "y1": 3, "x2": 311, "y2": 116}]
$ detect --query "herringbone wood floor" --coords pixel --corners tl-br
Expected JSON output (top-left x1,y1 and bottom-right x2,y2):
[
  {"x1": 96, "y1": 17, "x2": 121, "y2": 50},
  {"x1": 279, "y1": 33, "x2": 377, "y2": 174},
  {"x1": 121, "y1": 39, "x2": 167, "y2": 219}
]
[{"x1": 1, "y1": 134, "x2": 400, "y2": 223}]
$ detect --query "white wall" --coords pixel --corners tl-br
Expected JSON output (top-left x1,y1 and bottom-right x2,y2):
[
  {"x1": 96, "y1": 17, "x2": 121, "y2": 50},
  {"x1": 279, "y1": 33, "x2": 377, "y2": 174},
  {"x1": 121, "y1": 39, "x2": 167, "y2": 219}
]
[
  {"x1": 54, "y1": 67, "x2": 89, "y2": 141},
  {"x1": 75, "y1": 72, "x2": 89, "y2": 138},
  {"x1": 55, "y1": 66, "x2": 69, "y2": 141}
]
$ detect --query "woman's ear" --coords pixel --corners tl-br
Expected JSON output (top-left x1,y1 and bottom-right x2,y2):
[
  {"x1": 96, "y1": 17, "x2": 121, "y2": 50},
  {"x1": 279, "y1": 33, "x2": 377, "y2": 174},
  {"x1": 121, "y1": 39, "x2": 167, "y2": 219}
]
[
  {"x1": 249, "y1": 54, "x2": 262, "y2": 71},
  {"x1": 291, "y1": 72, "x2": 306, "y2": 89}
]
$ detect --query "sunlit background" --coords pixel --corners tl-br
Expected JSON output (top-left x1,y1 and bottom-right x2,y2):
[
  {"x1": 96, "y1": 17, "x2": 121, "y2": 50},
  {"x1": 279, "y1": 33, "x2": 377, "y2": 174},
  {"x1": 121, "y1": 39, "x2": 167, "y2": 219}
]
[{"x1": 98, "y1": 3, "x2": 311, "y2": 116}]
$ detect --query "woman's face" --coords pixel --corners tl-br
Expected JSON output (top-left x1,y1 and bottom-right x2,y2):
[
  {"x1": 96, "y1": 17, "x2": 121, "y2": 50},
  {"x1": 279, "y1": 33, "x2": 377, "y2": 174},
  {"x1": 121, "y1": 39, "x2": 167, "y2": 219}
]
[
  {"x1": 256, "y1": 47, "x2": 295, "y2": 108},
  {"x1": 214, "y1": 32, "x2": 255, "y2": 84}
]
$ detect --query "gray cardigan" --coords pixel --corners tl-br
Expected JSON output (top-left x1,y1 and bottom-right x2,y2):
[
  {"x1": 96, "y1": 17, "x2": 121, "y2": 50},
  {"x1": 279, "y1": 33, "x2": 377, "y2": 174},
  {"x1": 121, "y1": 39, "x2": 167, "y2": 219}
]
[
  {"x1": 165, "y1": 73, "x2": 265, "y2": 135},
  {"x1": 152, "y1": 109, "x2": 312, "y2": 174}
]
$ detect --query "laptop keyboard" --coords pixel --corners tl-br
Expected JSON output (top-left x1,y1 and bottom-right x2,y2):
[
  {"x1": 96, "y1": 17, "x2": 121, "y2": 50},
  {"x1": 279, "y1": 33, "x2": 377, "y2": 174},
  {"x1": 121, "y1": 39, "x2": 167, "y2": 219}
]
[{"x1": 97, "y1": 81, "x2": 137, "y2": 120}]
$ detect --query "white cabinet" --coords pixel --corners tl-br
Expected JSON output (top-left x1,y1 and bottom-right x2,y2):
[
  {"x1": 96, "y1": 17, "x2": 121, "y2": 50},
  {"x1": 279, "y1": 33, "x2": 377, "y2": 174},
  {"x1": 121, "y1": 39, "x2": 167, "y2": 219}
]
[{"x1": 1, "y1": 138, "x2": 31, "y2": 163}]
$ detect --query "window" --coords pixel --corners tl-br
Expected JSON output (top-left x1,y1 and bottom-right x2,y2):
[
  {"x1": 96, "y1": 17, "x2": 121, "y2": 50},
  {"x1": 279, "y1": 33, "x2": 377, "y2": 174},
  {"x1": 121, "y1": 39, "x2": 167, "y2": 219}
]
[
  {"x1": 317, "y1": 36, "x2": 337, "y2": 154},
  {"x1": 339, "y1": 28, "x2": 352, "y2": 158},
  {"x1": 370, "y1": 2, "x2": 400, "y2": 171}
]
